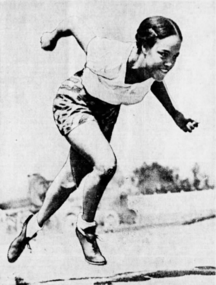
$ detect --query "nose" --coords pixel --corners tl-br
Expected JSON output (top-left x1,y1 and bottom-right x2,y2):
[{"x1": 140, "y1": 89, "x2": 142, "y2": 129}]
[
  {"x1": 164, "y1": 59, "x2": 173, "y2": 66},
  {"x1": 164, "y1": 59, "x2": 175, "y2": 69}
]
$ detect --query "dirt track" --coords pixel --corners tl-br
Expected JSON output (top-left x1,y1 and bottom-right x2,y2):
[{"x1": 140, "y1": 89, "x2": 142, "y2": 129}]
[{"x1": 0, "y1": 217, "x2": 215, "y2": 284}]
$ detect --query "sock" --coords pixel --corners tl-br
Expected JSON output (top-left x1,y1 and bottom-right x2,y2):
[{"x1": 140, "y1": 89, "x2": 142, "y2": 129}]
[
  {"x1": 77, "y1": 213, "x2": 96, "y2": 232},
  {"x1": 26, "y1": 214, "x2": 42, "y2": 238}
]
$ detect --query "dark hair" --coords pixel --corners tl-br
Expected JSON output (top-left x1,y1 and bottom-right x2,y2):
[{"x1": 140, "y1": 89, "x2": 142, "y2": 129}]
[{"x1": 135, "y1": 16, "x2": 183, "y2": 53}]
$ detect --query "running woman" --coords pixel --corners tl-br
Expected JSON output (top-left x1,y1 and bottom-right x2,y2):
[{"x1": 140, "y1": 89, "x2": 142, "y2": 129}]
[{"x1": 7, "y1": 15, "x2": 198, "y2": 266}]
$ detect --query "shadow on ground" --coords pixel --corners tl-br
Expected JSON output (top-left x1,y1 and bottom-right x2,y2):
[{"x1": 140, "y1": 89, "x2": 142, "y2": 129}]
[{"x1": 15, "y1": 266, "x2": 216, "y2": 284}]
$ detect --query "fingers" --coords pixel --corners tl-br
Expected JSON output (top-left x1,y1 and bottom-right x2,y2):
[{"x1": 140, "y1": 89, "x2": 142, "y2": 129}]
[
  {"x1": 182, "y1": 126, "x2": 190, "y2": 133},
  {"x1": 175, "y1": 114, "x2": 199, "y2": 133},
  {"x1": 40, "y1": 32, "x2": 52, "y2": 50},
  {"x1": 186, "y1": 120, "x2": 199, "y2": 132}
]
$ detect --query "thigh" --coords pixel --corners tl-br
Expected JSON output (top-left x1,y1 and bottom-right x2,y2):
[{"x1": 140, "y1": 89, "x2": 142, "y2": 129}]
[
  {"x1": 66, "y1": 120, "x2": 116, "y2": 186},
  {"x1": 67, "y1": 120, "x2": 116, "y2": 167},
  {"x1": 82, "y1": 94, "x2": 121, "y2": 141}
]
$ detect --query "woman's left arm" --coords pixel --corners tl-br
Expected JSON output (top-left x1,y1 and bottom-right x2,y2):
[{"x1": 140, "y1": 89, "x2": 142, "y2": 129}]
[{"x1": 151, "y1": 81, "x2": 199, "y2": 133}]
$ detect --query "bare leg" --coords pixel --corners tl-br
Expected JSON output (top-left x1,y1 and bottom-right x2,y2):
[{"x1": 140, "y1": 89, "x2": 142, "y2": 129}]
[
  {"x1": 66, "y1": 121, "x2": 117, "y2": 223},
  {"x1": 32, "y1": 119, "x2": 116, "y2": 226},
  {"x1": 7, "y1": 121, "x2": 114, "y2": 264},
  {"x1": 37, "y1": 155, "x2": 76, "y2": 227}
]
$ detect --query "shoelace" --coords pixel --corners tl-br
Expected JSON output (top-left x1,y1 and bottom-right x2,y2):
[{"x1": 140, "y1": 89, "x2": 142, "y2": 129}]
[
  {"x1": 85, "y1": 233, "x2": 100, "y2": 252},
  {"x1": 86, "y1": 234, "x2": 99, "y2": 252},
  {"x1": 26, "y1": 233, "x2": 37, "y2": 253},
  {"x1": 26, "y1": 241, "x2": 32, "y2": 252},
  {"x1": 86, "y1": 233, "x2": 99, "y2": 243}
]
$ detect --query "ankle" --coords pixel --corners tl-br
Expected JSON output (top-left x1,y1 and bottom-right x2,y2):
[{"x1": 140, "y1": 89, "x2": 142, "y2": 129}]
[
  {"x1": 77, "y1": 213, "x2": 96, "y2": 231},
  {"x1": 26, "y1": 214, "x2": 42, "y2": 238}
]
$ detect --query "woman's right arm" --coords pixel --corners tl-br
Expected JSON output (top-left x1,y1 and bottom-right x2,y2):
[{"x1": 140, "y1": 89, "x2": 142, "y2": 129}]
[{"x1": 40, "y1": 15, "x2": 96, "y2": 53}]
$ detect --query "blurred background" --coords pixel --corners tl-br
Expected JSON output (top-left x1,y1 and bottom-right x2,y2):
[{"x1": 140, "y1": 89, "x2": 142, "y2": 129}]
[{"x1": 0, "y1": 0, "x2": 215, "y2": 233}]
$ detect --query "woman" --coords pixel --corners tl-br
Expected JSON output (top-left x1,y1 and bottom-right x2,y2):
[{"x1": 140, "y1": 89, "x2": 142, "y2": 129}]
[{"x1": 7, "y1": 15, "x2": 198, "y2": 266}]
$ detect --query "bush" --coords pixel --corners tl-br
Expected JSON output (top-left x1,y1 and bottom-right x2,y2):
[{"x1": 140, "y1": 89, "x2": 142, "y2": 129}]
[{"x1": 131, "y1": 162, "x2": 214, "y2": 194}]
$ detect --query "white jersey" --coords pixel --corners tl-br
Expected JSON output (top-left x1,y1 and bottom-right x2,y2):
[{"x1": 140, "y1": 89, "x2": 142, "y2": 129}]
[{"x1": 82, "y1": 37, "x2": 154, "y2": 105}]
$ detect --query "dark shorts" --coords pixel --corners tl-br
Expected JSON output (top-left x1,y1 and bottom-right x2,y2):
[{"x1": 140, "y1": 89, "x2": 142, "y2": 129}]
[{"x1": 53, "y1": 71, "x2": 121, "y2": 141}]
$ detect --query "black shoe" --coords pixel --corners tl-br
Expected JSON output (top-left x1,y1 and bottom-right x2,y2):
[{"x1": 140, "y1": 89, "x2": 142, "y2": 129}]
[
  {"x1": 7, "y1": 214, "x2": 37, "y2": 263},
  {"x1": 76, "y1": 226, "x2": 107, "y2": 266}
]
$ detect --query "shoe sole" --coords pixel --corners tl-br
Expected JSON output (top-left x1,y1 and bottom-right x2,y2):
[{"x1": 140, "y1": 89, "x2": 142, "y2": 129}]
[{"x1": 85, "y1": 258, "x2": 107, "y2": 266}]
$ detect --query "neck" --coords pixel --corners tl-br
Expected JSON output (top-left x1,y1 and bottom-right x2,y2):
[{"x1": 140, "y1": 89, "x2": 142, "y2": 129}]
[{"x1": 125, "y1": 47, "x2": 151, "y2": 84}]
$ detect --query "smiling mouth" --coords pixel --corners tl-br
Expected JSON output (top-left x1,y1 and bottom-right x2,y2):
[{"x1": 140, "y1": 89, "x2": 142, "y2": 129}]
[{"x1": 160, "y1": 68, "x2": 169, "y2": 74}]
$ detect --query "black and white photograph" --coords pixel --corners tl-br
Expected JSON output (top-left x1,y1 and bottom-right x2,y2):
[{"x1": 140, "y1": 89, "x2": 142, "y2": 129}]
[{"x1": 0, "y1": 0, "x2": 215, "y2": 284}]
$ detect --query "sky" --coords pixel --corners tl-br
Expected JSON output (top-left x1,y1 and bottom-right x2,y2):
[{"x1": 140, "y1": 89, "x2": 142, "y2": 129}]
[{"x1": 0, "y1": 0, "x2": 215, "y2": 201}]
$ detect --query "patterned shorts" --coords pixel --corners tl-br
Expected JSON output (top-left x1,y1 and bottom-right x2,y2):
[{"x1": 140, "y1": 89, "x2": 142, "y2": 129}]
[
  {"x1": 53, "y1": 71, "x2": 121, "y2": 141},
  {"x1": 53, "y1": 71, "x2": 121, "y2": 186}
]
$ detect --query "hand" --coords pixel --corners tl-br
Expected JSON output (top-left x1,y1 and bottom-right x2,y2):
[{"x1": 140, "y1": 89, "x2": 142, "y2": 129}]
[
  {"x1": 173, "y1": 111, "x2": 199, "y2": 133},
  {"x1": 40, "y1": 31, "x2": 57, "y2": 51}
]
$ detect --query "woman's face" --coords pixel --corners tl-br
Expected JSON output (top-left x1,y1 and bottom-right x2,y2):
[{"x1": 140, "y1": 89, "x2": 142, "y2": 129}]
[{"x1": 142, "y1": 35, "x2": 181, "y2": 81}]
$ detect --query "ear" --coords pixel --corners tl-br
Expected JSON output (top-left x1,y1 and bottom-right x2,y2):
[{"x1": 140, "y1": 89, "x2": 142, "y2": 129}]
[{"x1": 141, "y1": 45, "x2": 148, "y2": 55}]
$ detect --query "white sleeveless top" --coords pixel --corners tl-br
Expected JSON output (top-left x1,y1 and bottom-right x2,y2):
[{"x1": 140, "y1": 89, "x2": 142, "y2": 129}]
[{"x1": 82, "y1": 37, "x2": 155, "y2": 106}]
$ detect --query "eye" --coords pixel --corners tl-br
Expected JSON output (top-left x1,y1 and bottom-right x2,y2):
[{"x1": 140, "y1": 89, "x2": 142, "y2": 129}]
[
  {"x1": 158, "y1": 52, "x2": 168, "y2": 59},
  {"x1": 158, "y1": 51, "x2": 179, "y2": 63}
]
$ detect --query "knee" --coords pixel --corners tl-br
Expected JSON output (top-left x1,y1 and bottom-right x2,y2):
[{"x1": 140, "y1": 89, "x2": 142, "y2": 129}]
[{"x1": 94, "y1": 155, "x2": 117, "y2": 180}]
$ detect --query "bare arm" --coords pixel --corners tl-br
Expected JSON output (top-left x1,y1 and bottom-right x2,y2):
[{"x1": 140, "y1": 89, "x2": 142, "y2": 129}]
[
  {"x1": 40, "y1": 15, "x2": 96, "y2": 53},
  {"x1": 151, "y1": 81, "x2": 177, "y2": 118},
  {"x1": 151, "y1": 81, "x2": 198, "y2": 132}
]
